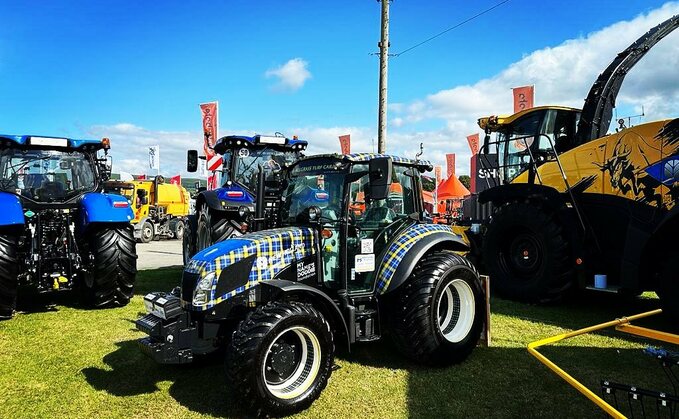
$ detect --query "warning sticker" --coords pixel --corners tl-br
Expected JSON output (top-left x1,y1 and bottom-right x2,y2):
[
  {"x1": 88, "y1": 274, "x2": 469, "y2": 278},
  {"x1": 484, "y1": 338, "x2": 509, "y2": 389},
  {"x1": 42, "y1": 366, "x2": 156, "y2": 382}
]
[{"x1": 355, "y1": 254, "x2": 375, "y2": 273}]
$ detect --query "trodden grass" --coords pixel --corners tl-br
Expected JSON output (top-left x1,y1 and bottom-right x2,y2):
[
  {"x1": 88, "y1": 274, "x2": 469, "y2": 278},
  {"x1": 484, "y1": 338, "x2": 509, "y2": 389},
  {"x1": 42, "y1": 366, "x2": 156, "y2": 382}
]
[{"x1": 1, "y1": 268, "x2": 677, "y2": 418}]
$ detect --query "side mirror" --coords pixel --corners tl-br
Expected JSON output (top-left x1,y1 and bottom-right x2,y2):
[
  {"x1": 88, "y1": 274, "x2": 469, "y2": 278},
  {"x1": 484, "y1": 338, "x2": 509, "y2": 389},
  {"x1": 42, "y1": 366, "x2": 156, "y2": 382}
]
[
  {"x1": 187, "y1": 150, "x2": 198, "y2": 172},
  {"x1": 368, "y1": 157, "x2": 392, "y2": 201}
]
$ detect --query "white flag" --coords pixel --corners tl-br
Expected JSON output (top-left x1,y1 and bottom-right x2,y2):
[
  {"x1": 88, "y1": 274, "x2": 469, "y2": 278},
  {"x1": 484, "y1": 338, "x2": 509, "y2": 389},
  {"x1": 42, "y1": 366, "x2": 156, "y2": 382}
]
[{"x1": 149, "y1": 145, "x2": 160, "y2": 170}]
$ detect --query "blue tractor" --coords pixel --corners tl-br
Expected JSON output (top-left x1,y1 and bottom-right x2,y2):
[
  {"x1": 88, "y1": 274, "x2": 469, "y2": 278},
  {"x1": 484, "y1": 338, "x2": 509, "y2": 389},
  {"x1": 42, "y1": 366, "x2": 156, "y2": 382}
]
[
  {"x1": 0, "y1": 135, "x2": 137, "y2": 319},
  {"x1": 137, "y1": 154, "x2": 484, "y2": 415},
  {"x1": 183, "y1": 134, "x2": 308, "y2": 263}
]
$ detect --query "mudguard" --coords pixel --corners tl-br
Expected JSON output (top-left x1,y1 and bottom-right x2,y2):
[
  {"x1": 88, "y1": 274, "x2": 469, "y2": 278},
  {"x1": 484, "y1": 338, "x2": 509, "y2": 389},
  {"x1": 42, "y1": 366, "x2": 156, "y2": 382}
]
[
  {"x1": 80, "y1": 192, "x2": 134, "y2": 228},
  {"x1": 0, "y1": 192, "x2": 25, "y2": 226},
  {"x1": 375, "y1": 224, "x2": 468, "y2": 294},
  {"x1": 479, "y1": 183, "x2": 566, "y2": 210},
  {"x1": 257, "y1": 280, "x2": 350, "y2": 351}
]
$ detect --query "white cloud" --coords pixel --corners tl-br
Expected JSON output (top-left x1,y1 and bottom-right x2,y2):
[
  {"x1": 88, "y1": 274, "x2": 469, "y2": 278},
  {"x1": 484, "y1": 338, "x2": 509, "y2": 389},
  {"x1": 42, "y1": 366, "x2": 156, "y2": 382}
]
[{"x1": 265, "y1": 58, "x2": 312, "y2": 92}]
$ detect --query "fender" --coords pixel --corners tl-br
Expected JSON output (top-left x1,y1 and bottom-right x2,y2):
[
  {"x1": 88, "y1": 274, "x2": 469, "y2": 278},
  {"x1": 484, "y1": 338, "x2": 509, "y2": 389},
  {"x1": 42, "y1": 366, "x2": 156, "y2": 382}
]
[
  {"x1": 257, "y1": 280, "x2": 350, "y2": 352},
  {"x1": 0, "y1": 192, "x2": 24, "y2": 226},
  {"x1": 376, "y1": 224, "x2": 468, "y2": 295},
  {"x1": 479, "y1": 183, "x2": 566, "y2": 210},
  {"x1": 80, "y1": 192, "x2": 134, "y2": 229}
]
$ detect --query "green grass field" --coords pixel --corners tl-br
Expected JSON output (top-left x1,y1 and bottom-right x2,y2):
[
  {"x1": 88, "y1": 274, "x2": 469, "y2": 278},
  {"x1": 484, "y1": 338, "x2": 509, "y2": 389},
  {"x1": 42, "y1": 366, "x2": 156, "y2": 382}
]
[{"x1": 1, "y1": 268, "x2": 676, "y2": 418}]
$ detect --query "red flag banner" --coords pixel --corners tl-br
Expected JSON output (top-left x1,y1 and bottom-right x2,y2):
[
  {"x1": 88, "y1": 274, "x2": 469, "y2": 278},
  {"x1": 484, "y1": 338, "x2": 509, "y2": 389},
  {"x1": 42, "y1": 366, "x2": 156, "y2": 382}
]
[
  {"x1": 135, "y1": 174, "x2": 146, "y2": 180},
  {"x1": 446, "y1": 154, "x2": 456, "y2": 178},
  {"x1": 339, "y1": 134, "x2": 351, "y2": 154},
  {"x1": 207, "y1": 173, "x2": 218, "y2": 190},
  {"x1": 434, "y1": 166, "x2": 442, "y2": 186},
  {"x1": 170, "y1": 175, "x2": 181, "y2": 185},
  {"x1": 200, "y1": 102, "x2": 222, "y2": 171},
  {"x1": 512, "y1": 85, "x2": 534, "y2": 113},
  {"x1": 467, "y1": 133, "x2": 480, "y2": 155}
]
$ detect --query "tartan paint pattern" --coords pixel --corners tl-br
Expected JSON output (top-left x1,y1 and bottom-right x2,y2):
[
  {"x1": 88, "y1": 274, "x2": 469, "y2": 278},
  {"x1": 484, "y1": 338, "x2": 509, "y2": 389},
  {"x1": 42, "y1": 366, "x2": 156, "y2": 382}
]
[
  {"x1": 185, "y1": 227, "x2": 316, "y2": 309},
  {"x1": 375, "y1": 223, "x2": 458, "y2": 294}
]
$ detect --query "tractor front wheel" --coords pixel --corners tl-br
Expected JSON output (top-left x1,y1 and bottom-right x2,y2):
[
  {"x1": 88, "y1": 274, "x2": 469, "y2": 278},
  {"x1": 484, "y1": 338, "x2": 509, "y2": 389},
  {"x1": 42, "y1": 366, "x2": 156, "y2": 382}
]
[
  {"x1": 140, "y1": 220, "x2": 154, "y2": 243},
  {"x1": 182, "y1": 215, "x2": 197, "y2": 265},
  {"x1": 482, "y1": 202, "x2": 574, "y2": 302},
  {"x1": 390, "y1": 251, "x2": 484, "y2": 366},
  {"x1": 0, "y1": 231, "x2": 19, "y2": 319},
  {"x1": 225, "y1": 301, "x2": 334, "y2": 416},
  {"x1": 173, "y1": 219, "x2": 185, "y2": 240},
  {"x1": 80, "y1": 224, "x2": 137, "y2": 308}
]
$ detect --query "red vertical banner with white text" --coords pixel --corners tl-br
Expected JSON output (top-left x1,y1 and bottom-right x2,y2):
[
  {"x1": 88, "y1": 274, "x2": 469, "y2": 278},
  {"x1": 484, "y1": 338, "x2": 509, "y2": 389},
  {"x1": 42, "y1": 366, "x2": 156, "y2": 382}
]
[
  {"x1": 339, "y1": 135, "x2": 351, "y2": 154},
  {"x1": 434, "y1": 166, "x2": 442, "y2": 186},
  {"x1": 200, "y1": 102, "x2": 222, "y2": 176},
  {"x1": 445, "y1": 153, "x2": 455, "y2": 179},
  {"x1": 512, "y1": 85, "x2": 534, "y2": 113},
  {"x1": 466, "y1": 133, "x2": 480, "y2": 155}
]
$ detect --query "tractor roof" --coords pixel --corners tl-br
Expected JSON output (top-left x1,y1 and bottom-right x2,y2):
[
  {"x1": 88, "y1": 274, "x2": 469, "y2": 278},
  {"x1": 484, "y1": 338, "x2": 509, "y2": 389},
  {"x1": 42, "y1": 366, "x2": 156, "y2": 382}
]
[
  {"x1": 214, "y1": 134, "x2": 308, "y2": 154},
  {"x1": 300, "y1": 153, "x2": 433, "y2": 171},
  {"x1": 0, "y1": 134, "x2": 108, "y2": 150},
  {"x1": 477, "y1": 106, "x2": 581, "y2": 132}
]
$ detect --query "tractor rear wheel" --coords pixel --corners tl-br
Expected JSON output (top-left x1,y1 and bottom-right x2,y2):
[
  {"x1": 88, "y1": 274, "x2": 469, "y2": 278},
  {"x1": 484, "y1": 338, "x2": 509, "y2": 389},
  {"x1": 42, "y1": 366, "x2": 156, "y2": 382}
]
[
  {"x1": 390, "y1": 251, "x2": 484, "y2": 366},
  {"x1": 482, "y1": 202, "x2": 574, "y2": 302},
  {"x1": 196, "y1": 203, "x2": 239, "y2": 251},
  {"x1": 0, "y1": 231, "x2": 19, "y2": 320},
  {"x1": 225, "y1": 301, "x2": 334, "y2": 416},
  {"x1": 80, "y1": 224, "x2": 137, "y2": 308}
]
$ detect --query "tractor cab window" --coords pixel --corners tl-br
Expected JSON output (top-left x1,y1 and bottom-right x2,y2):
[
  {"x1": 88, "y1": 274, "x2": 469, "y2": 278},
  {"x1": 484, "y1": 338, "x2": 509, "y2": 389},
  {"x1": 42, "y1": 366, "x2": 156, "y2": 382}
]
[
  {"x1": 498, "y1": 111, "x2": 542, "y2": 183},
  {"x1": 0, "y1": 148, "x2": 96, "y2": 202},
  {"x1": 540, "y1": 109, "x2": 580, "y2": 154},
  {"x1": 347, "y1": 164, "x2": 415, "y2": 292},
  {"x1": 234, "y1": 147, "x2": 298, "y2": 192}
]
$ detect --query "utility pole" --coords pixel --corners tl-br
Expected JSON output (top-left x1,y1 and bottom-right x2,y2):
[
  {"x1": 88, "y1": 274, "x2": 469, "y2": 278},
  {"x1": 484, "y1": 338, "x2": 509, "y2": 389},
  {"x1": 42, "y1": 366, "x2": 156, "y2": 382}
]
[{"x1": 377, "y1": 0, "x2": 390, "y2": 154}]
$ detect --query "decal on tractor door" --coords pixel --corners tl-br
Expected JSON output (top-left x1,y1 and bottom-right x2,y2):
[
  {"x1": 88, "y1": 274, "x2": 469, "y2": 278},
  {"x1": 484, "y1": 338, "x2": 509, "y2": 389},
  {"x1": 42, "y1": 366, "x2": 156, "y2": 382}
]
[{"x1": 296, "y1": 260, "x2": 315, "y2": 281}]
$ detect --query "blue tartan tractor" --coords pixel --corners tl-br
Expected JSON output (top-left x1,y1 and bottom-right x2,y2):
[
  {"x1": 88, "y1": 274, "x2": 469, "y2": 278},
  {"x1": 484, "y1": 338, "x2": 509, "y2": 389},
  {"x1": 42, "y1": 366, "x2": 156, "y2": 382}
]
[
  {"x1": 182, "y1": 134, "x2": 308, "y2": 264},
  {"x1": 0, "y1": 135, "x2": 137, "y2": 319},
  {"x1": 136, "y1": 153, "x2": 484, "y2": 415}
]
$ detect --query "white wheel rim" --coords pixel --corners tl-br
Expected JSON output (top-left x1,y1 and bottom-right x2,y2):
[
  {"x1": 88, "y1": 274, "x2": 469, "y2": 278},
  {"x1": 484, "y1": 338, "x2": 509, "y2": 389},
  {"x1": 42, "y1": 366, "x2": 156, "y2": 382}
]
[
  {"x1": 436, "y1": 278, "x2": 475, "y2": 343},
  {"x1": 262, "y1": 326, "x2": 321, "y2": 400}
]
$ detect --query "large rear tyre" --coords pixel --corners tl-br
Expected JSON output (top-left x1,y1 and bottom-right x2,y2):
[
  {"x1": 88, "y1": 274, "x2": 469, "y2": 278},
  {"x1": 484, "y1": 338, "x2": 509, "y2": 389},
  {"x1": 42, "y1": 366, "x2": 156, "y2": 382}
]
[
  {"x1": 182, "y1": 215, "x2": 197, "y2": 266},
  {"x1": 482, "y1": 202, "x2": 574, "y2": 302},
  {"x1": 0, "y1": 232, "x2": 19, "y2": 320},
  {"x1": 225, "y1": 301, "x2": 334, "y2": 416},
  {"x1": 196, "y1": 203, "x2": 240, "y2": 252},
  {"x1": 80, "y1": 224, "x2": 137, "y2": 308},
  {"x1": 657, "y1": 250, "x2": 679, "y2": 325},
  {"x1": 390, "y1": 251, "x2": 484, "y2": 366}
]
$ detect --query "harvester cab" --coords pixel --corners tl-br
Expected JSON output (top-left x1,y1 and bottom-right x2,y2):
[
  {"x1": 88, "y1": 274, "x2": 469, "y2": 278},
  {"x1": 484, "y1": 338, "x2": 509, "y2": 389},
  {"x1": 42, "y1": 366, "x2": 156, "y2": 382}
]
[
  {"x1": 0, "y1": 135, "x2": 137, "y2": 319},
  {"x1": 136, "y1": 153, "x2": 485, "y2": 415},
  {"x1": 474, "y1": 14, "x2": 679, "y2": 318},
  {"x1": 182, "y1": 134, "x2": 307, "y2": 264}
]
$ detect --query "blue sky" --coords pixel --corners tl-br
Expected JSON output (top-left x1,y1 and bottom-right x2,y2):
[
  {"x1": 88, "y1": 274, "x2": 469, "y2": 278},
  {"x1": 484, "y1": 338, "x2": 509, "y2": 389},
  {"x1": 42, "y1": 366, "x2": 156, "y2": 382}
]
[{"x1": 1, "y1": 1, "x2": 677, "y2": 175}]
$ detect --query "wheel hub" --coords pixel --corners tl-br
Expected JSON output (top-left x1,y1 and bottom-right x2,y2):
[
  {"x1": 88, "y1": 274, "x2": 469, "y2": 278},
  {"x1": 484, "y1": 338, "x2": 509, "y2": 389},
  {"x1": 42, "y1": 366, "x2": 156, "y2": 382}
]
[
  {"x1": 268, "y1": 343, "x2": 297, "y2": 379},
  {"x1": 508, "y1": 233, "x2": 541, "y2": 275}
]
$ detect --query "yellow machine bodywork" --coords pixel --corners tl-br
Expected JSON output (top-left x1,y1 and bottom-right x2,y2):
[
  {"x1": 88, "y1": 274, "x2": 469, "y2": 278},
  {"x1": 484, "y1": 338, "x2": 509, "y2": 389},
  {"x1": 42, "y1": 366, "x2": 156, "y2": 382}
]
[
  {"x1": 512, "y1": 118, "x2": 679, "y2": 211},
  {"x1": 122, "y1": 180, "x2": 190, "y2": 223}
]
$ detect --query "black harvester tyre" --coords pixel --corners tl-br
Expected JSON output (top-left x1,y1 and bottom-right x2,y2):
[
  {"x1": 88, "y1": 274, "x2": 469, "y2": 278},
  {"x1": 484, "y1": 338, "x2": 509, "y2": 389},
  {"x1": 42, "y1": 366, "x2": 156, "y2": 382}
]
[
  {"x1": 657, "y1": 250, "x2": 679, "y2": 325},
  {"x1": 81, "y1": 224, "x2": 137, "y2": 308},
  {"x1": 390, "y1": 251, "x2": 484, "y2": 366},
  {"x1": 182, "y1": 215, "x2": 197, "y2": 266},
  {"x1": 482, "y1": 202, "x2": 574, "y2": 303},
  {"x1": 196, "y1": 203, "x2": 239, "y2": 252},
  {"x1": 225, "y1": 301, "x2": 334, "y2": 416},
  {"x1": 0, "y1": 231, "x2": 19, "y2": 320}
]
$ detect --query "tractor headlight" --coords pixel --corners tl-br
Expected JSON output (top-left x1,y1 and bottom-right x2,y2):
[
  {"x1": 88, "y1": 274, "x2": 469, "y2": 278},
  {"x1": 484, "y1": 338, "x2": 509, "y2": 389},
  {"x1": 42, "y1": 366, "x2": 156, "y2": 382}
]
[{"x1": 192, "y1": 272, "x2": 216, "y2": 306}]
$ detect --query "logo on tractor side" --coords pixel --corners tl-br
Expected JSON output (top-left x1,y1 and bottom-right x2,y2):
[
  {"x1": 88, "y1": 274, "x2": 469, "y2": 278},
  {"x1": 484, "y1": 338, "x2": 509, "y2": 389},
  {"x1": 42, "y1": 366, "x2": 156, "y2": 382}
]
[{"x1": 297, "y1": 260, "x2": 315, "y2": 281}]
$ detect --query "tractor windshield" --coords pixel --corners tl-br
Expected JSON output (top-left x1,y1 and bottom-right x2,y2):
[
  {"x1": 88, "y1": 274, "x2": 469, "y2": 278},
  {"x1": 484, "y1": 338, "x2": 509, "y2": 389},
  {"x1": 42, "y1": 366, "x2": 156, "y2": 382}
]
[
  {"x1": 0, "y1": 148, "x2": 97, "y2": 202},
  {"x1": 232, "y1": 147, "x2": 299, "y2": 192},
  {"x1": 280, "y1": 159, "x2": 346, "y2": 225}
]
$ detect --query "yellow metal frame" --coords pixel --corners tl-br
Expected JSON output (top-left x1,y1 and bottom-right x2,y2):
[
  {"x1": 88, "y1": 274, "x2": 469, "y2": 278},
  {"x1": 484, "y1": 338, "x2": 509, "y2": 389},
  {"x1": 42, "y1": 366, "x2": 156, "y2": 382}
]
[{"x1": 527, "y1": 309, "x2": 679, "y2": 418}]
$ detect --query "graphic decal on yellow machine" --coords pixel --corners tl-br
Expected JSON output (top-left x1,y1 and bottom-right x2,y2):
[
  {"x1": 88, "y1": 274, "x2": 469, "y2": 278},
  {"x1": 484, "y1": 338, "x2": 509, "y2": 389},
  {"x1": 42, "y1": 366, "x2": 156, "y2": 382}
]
[
  {"x1": 375, "y1": 223, "x2": 460, "y2": 294},
  {"x1": 185, "y1": 227, "x2": 316, "y2": 309},
  {"x1": 516, "y1": 118, "x2": 679, "y2": 211}
]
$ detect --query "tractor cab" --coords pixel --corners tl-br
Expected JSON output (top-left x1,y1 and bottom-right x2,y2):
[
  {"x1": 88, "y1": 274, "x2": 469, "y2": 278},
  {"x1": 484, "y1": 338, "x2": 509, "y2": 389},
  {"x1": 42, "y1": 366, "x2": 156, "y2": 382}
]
[{"x1": 478, "y1": 106, "x2": 581, "y2": 184}]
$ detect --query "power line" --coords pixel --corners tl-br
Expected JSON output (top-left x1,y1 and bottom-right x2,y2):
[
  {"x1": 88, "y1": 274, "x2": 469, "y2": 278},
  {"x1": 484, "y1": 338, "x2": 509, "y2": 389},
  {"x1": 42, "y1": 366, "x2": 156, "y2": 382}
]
[{"x1": 394, "y1": 0, "x2": 511, "y2": 57}]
